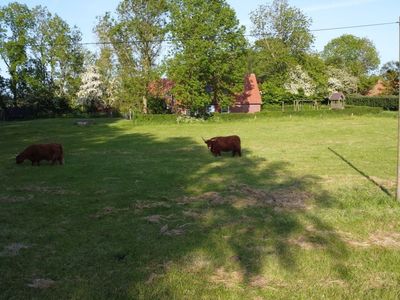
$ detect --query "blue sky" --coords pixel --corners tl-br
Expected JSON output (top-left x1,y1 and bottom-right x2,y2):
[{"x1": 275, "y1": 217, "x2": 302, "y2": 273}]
[{"x1": 1, "y1": 0, "x2": 399, "y2": 68}]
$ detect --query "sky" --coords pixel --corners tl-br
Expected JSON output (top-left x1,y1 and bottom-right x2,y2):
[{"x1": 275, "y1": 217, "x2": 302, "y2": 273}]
[{"x1": 1, "y1": 0, "x2": 399, "y2": 69}]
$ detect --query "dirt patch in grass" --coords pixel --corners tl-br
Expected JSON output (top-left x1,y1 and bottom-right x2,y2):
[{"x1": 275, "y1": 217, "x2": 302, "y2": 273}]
[
  {"x1": 0, "y1": 194, "x2": 34, "y2": 203},
  {"x1": 182, "y1": 210, "x2": 202, "y2": 219},
  {"x1": 184, "y1": 254, "x2": 212, "y2": 273},
  {"x1": 344, "y1": 231, "x2": 400, "y2": 249},
  {"x1": 288, "y1": 236, "x2": 325, "y2": 250},
  {"x1": 288, "y1": 227, "x2": 400, "y2": 250},
  {"x1": 178, "y1": 184, "x2": 313, "y2": 210},
  {"x1": 0, "y1": 243, "x2": 30, "y2": 256},
  {"x1": 365, "y1": 272, "x2": 398, "y2": 289},
  {"x1": 160, "y1": 224, "x2": 186, "y2": 236},
  {"x1": 368, "y1": 231, "x2": 400, "y2": 248},
  {"x1": 210, "y1": 267, "x2": 244, "y2": 288},
  {"x1": 145, "y1": 215, "x2": 163, "y2": 223},
  {"x1": 179, "y1": 192, "x2": 225, "y2": 205},
  {"x1": 249, "y1": 275, "x2": 269, "y2": 288},
  {"x1": 369, "y1": 177, "x2": 396, "y2": 189},
  {"x1": 12, "y1": 185, "x2": 78, "y2": 195},
  {"x1": 132, "y1": 200, "x2": 171, "y2": 210},
  {"x1": 91, "y1": 200, "x2": 172, "y2": 219},
  {"x1": 229, "y1": 183, "x2": 313, "y2": 210},
  {"x1": 145, "y1": 273, "x2": 163, "y2": 285},
  {"x1": 90, "y1": 206, "x2": 129, "y2": 219},
  {"x1": 27, "y1": 278, "x2": 56, "y2": 289}
]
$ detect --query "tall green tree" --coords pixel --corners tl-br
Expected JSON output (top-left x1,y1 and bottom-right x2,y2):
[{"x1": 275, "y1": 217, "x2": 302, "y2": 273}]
[
  {"x1": 0, "y1": 2, "x2": 34, "y2": 105},
  {"x1": 250, "y1": 38, "x2": 295, "y2": 82},
  {"x1": 321, "y1": 34, "x2": 380, "y2": 77},
  {"x1": 380, "y1": 61, "x2": 399, "y2": 95},
  {"x1": 42, "y1": 15, "x2": 84, "y2": 99},
  {"x1": 248, "y1": 0, "x2": 324, "y2": 102},
  {"x1": 167, "y1": 0, "x2": 247, "y2": 112},
  {"x1": 0, "y1": 3, "x2": 85, "y2": 108},
  {"x1": 250, "y1": 0, "x2": 314, "y2": 56},
  {"x1": 96, "y1": 0, "x2": 168, "y2": 113}
]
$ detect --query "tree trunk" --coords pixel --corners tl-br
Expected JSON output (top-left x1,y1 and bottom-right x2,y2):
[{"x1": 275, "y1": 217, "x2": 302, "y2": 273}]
[{"x1": 142, "y1": 95, "x2": 148, "y2": 114}]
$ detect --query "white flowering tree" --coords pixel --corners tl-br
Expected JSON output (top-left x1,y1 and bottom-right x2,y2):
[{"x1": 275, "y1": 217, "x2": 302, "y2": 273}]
[
  {"x1": 327, "y1": 66, "x2": 358, "y2": 94},
  {"x1": 284, "y1": 65, "x2": 316, "y2": 97},
  {"x1": 76, "y1": 66, "x2": 105, "y2": 111}
]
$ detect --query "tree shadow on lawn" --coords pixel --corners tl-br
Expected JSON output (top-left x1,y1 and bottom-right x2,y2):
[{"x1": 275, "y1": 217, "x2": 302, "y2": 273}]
[
  {"x1": 75, "y1": 129, "x2": 349, "y2": 296},
  {"x1": 0, "y1": 120, "x2": 350, "y2": 298}
]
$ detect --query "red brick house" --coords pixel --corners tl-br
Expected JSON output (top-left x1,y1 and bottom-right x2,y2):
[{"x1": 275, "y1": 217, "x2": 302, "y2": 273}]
[
  {"x1": 149, "y1": 74, "x2": 262, "y2": 114},
  {"x1": 230, "y1": 73, "x2": 262, "y2": 113}
]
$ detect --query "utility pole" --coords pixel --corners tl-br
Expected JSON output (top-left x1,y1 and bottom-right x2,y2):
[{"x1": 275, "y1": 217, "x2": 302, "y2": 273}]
[{"x1": 397, "y1": 16, "x2": 400, "y2": 200}]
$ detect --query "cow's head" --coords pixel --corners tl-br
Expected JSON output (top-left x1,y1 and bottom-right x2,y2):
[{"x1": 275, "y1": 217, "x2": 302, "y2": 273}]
[
  {"x1": 202, "y1": 137, "x2": 214, "y2": 149},
  {"x1": 16, "y1": 154, "x2": 24, "y2": 164}
]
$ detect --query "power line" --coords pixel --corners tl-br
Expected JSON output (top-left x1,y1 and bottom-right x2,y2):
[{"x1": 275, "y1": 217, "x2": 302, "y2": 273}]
[
  {"x1": 10, "y1": 20, "x2": 400, "y2": 47},
  {"x1": 310, "y1": 21, "x2": 398, "y2": 32}
]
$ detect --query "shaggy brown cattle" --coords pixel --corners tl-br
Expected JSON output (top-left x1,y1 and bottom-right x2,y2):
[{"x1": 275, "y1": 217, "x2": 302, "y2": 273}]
[
  {"x1": 16, "y1": 143, "x2": 64, "y2": 166},
  {"x1": 203, "y1": 135, "x2": 241, "y2": 157}
]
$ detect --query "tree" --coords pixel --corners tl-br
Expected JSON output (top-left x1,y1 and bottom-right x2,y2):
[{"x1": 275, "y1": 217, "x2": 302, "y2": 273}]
[
  {"x1": 0, "y1": 3, "x2": 85, "y2": 109},
  {"x1": 284, "y1": 65, "x2": 315, "y2": 96},
  {"x1": 357, "y1": 75, "x2": 379, "y2": 95},
  {"x1": 321, "y1": 34, "x2": 380, "y2": 77},
  {"x1": 326, "y1": 66, "x2": 358, "y2": 94},
  {"x1": 77, "y1": 66, "x2": 104, "y2": 112},
  {"x1": 95, "y1": 0, "x2": 168, "y2": 113},
  {"x1": 167, "y1": 0, "x2": 247, "y2": 112},
  {"x1": 0, "y1": 2, "x2": 34, "y2": 105},
  {"x1": 250, "y1": 38, "x2": 296, "y2": 83},
  {"x1": 0, "y1": 74, "x2": 10, "y2": 108},
  {"x1": 95, "y1": 47, "x2": 118, "y2": 109},
  {"x1": 250, "y1": 0, "x2": 314, "y2": 56},
  {"x1": 380, "y1": 61, "x2": 399, "y2": 95},
  {"x1": 42, "y1": 15, "x2": 84, "y2": 100}
]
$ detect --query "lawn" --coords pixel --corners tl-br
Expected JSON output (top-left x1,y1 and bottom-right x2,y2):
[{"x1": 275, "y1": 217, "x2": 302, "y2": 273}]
[{"x1": 1, "y1": 110, "x2": 399, "y2": 299}]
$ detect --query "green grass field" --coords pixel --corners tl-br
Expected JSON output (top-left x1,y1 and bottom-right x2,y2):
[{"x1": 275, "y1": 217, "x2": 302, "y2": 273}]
[{"x1": 1, "y1": 110, "x2": 400, "y2": 299}]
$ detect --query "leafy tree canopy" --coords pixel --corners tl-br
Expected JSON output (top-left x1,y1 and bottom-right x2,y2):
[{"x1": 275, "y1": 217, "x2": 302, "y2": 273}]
[
  {"x1": 250, "y1": 0, "x2": 314, "y2": 56},
  {"x1": 167, "y1": 0, "x2": 247, "y2": 112},
  {"x1": 321, "y1": 34, "x2": 380, "y2": 77},
  {"x1": 380, "y1": 61, "x2": 399, "y2": 95}
]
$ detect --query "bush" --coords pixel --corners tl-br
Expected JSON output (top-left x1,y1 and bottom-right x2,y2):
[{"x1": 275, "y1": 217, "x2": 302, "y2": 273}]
[
  {"x1": 346, "y1": 95, "x2": 398, "y2": 110},
  {"x1": 132, "y1": 113, "x2": 177, "y2": 124},
  {"x1": 147, "y1": 96, "x2": 168, "y2": 114}
]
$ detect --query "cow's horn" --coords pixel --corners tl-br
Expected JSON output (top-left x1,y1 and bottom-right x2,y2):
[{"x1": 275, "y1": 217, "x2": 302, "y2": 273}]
[{"x1": 202, "y1": 137, "x2": 206, "y2": 142}]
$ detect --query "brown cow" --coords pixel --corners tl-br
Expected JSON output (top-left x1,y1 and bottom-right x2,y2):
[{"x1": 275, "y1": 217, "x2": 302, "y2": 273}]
[
  {"x1": 16, "y1": 143, "x2": 64, "y2": 166},
  {"x1": 203, "y1": 135, "x2": 241, "y2": 157}
]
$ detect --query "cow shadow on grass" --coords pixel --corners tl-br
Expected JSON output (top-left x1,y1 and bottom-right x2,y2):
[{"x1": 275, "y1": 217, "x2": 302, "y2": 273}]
[{"x1": 0, "y1": 119, "x2": 350, "y2": 299}]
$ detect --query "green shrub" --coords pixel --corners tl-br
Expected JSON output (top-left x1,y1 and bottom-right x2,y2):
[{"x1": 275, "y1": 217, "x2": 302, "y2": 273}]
[
  {"x1": 346, "y1": 95, "x2": 398, "y2": 110},
  {"x1": 133, "y1": 113, "x2": 177, "y2": 124}
]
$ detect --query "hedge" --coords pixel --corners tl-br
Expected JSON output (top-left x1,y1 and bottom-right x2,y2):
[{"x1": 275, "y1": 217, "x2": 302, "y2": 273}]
[{"x1": 346, "y1": 96, "x2": 399, "y2": 111}]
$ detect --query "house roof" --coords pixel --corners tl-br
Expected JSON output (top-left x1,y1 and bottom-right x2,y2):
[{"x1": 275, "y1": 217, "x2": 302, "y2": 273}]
[
  {"x1": 148, "y1": 78, "x2": 175, "y2": 97},
  {"x1": 235, "y1": 73, "x2": 262, "y2": 105},
  {"x1": 329, "y1": 92, "x2": 345, "y2": 101},
  {"x1": 367, "y1": 79, "x2": 386, "y2": 96}
]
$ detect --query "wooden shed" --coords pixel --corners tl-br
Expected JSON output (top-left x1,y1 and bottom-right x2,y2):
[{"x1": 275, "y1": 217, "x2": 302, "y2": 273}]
[{"x1": 329, "y1": 92, "x2": 345, "y2": 109}]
